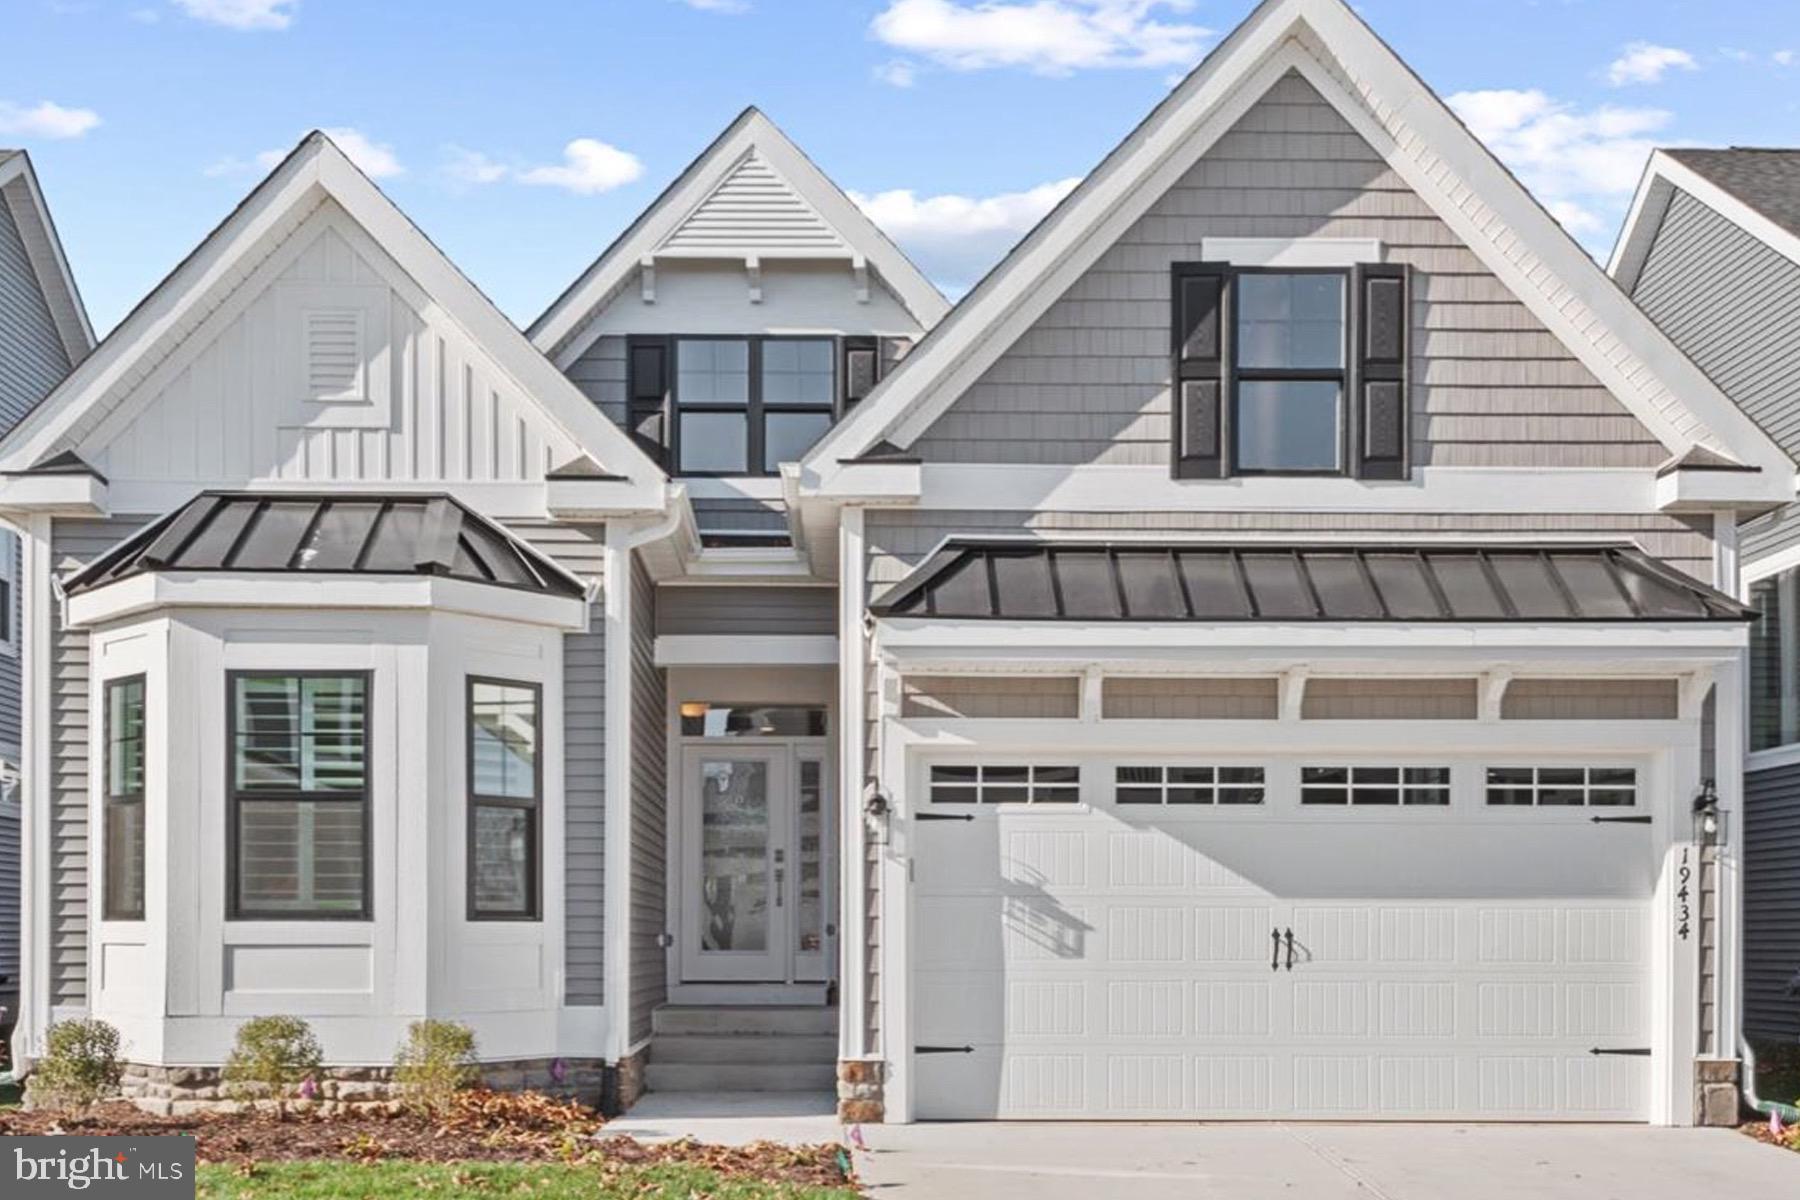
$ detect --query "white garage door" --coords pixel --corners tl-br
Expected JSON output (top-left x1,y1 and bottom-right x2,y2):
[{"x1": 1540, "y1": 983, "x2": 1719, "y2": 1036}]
[{"x1": 912, "y1": 761, "x2": 1655, "y2": 1121}]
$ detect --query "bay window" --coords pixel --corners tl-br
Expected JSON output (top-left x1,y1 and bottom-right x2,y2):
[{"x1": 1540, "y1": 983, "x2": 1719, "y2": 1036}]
[
  {"x1": 103, "y1": 675, "x2": 147, "y2": 920},
  {"x1": 468, "y1": 678, "x2": 541, "y2": 919},
  {"x1": 228, "y1": 672, "x2": 370, "y2": 919}
]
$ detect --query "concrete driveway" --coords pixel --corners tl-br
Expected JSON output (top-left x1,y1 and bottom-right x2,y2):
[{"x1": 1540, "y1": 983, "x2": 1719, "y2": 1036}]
[{"x1": 854, "y1": 1122, "x2": 1800, "y2": 1199}]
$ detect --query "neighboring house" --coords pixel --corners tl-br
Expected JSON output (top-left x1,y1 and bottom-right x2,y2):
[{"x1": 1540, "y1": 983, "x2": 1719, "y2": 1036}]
[
  {"x1": 1612, "y1": 148, "x2": 1800, "y2": 1049},
  {"x1": 0, "y1": 0, "x2": 1785, "y2": 1129},
  {"x1": 0, "y1": 150, "x2": 92, "y2": 1037}
]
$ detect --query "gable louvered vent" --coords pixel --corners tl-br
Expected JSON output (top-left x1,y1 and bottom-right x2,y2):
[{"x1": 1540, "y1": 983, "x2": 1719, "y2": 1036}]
[{"x1": 306, "y1": 308, "x2": 364, "y2": 400}]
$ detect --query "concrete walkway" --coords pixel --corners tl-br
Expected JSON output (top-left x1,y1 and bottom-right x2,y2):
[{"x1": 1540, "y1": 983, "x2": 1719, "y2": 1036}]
[
  {"x1": 855, "y1": 1122, "x2": 1800, "y2": 1199},
  {"x1": 603, "y1": 1091, "x2": 841, "y2": 1146}
]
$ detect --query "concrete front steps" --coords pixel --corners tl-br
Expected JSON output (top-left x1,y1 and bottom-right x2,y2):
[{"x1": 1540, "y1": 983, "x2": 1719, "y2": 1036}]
[{"x1": 645, "y1": 1005, "x2": 838, "y2": 1094}]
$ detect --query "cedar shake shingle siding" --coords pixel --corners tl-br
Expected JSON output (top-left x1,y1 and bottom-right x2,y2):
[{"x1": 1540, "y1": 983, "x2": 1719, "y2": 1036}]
[{"x1": 911, "y1": 72, "x2": 1663, "y2": 469}]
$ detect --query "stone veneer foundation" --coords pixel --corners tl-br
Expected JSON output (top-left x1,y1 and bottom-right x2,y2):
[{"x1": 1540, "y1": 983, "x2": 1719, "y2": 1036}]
[
  {"x1": 115, "y1": 1057, "x2": 615, "y2": 1117},
  {"x1": 1695, "y1": 1058, "x2": 1743, "y2": 1127},
  {"x1": 837, "y1": 1058, "x2": 884, "y2": 1123}
]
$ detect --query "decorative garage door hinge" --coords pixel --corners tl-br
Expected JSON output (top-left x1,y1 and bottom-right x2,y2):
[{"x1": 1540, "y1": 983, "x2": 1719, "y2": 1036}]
[
  {"x1": 1590, "y1": 815, "x2": 1653, "y2": 825},
  {"x1": 1588, "y1": 1047, "x2": 1651, "y2": 1056},
  {"x1": 915, "y1": 1045, "x2": 974, "y2": 1055},
  {"x1": 915, "y1": 812, "x2": 974, "y2": 822}
]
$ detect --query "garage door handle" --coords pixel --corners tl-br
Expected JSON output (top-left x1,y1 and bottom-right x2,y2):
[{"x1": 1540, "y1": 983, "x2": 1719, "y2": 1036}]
[
  {"x1": 1284, "y1": 928, "x2": 1296, "y2": 971},
  {"x1": 917, "y1": 812, "x2": 975, "y2": 822},
  {"x1": 1591, "y1": 815, "x2": 1652, "y2": 825},
  {"x1": 1271, "y1": 928, "x2": 1281, "y2": 971},
  {"x1": 1589, "y1": 1046, "x2": 1651, "y2": 1056},
  {"x1": 916, "y1": 1045, "x2": 974, "y2": 1055}
]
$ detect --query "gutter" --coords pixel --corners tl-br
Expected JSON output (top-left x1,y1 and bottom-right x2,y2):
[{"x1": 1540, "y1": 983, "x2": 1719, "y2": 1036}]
[{"x1": 1741, "y1": 1036, "x2": 1800, "y2": 1124}]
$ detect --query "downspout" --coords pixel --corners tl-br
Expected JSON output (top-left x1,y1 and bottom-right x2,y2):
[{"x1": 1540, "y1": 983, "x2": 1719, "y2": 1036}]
[{"x1": 1740, "y1": 1036, "x2": 1800, "y2": 1122}]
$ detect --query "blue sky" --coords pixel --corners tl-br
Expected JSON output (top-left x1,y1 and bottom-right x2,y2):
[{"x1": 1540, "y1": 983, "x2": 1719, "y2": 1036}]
[{"x1": 6, "y1": 0, "x2": 1799, "y2": 335}]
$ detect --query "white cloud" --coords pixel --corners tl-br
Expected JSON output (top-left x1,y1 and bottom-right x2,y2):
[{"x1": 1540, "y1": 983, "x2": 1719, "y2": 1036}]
[
  {"x1": 208, "y1": 127, "x2": 403, "y2": 180},
  {"x1": 171, "y1": 0, "x2": 298, "y2": 30},
  {"x1": 875, "y1": 59, "x2": 918, "y2": 87},
  {"x1": 444, "y1": 146, "x2": 509, "y2": 186},
  {"x1": 516, "y1": 138, "x2": 644, "y2": 195},
  {"x1": 1449, "y1": 88, "x2": 1672, "y2": 247},
  {"x1": 674, "y1": 0, "x2": 750, "y2": 11},
  {"x1": 1776, "y1": 49, "x2": 1796, "y2": 67},
  {"x1": 870, "y1": 0, "x2": 1209, "y2": 76},
  {"x1": 0, "y1": 100, "x2": 102, "y2": 140},
  {"x1": 852, "y1": 176, "x2": 1080, "y2": 292},
  {"x1": 1606, "y1": 42, "x2": 1696, "y2": 86}
]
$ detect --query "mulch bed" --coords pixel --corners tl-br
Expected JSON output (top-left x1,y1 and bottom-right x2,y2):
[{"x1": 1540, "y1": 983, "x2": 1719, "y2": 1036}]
[
  {"x1": 0, "y1": 1090, "x2": 851, "y2": 1189},
  {"x1": 1740, "y1": 1120, "x2": 1800, "y2": 1153}
]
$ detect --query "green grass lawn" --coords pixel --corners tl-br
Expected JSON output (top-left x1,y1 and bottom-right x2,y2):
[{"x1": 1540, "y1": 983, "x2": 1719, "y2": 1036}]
[{"x1": 197, "y1": 1161, "x2": 858, "y2": 1200}]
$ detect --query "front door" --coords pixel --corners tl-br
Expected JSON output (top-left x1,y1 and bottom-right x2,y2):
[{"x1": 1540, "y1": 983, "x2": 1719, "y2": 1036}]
[{"x1": 680, "y1": 744, "x2": 831, "y2": 983}]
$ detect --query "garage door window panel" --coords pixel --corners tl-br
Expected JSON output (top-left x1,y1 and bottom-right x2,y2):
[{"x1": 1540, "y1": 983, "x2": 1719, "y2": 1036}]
[
  {"x1": 928, "y1": 764, "x2": 1078, "y2": 805},
  {"x1": 1485, "y1": 765, "x2": 1637, "y2": 807},
  {"x1": 1302, "y1": 765, "x2": 1449, "y2": 806},
  {"x1": 1115, "y1": 764, "x2": 1265, "y2": 805}
]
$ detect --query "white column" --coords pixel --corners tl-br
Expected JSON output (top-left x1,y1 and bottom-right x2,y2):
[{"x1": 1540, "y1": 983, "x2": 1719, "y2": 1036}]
[
  {"x1": 836, "y1": 506, "x2": 867, "y2": 1063},
  {"x1": 601, "y1": 521, "x2": 635, "y2": 1063},
  {"x1": 10, "y1": 515, "x2": 53, "y2": 1070},
  {"x1": 1714, "y1": 653, "x2": 1746, "y2": 1065}
]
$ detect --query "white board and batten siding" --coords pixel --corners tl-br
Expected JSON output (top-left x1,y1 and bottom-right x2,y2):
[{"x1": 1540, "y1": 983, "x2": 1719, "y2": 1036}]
[{"x1": 82, "y1": 202, "x2": 585, "y2": 502}]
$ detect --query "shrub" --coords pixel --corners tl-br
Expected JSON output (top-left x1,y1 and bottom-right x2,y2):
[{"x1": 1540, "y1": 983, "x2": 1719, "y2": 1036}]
[
  {"x1": 222, "y1": 1015, "x2": 323, "y2": 1115},
  {"x1": 26, "y1": 1018, "x2": 123, "y2": 1112},
  {"x1": 393, "y1": 1019, "x2": 478, "y2": 1116}
]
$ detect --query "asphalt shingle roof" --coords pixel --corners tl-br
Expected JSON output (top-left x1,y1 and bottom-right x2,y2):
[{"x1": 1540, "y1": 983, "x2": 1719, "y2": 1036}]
[{"x1": 1667, "y1": 148, "x2": 1800, "y2": 241}]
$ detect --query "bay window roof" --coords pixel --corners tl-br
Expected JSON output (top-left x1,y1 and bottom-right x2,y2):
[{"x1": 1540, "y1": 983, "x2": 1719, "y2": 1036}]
[
  {"x1": 65, "y1": 491, "x2": 584, "y2": 599},
  {"x1": 870, "y1": 541, "x2": 1752, "y2": 623}
]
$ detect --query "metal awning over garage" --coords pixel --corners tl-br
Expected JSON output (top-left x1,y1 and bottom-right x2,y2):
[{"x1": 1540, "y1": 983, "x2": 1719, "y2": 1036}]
[{"x1": 870, "y1": 541, "x2": 1751, "y2": 623}]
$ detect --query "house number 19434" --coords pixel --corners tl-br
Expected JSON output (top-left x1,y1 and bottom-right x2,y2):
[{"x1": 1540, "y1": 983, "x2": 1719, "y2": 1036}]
[{"x1": 1675, "y1": 847, "x2": 1692, "y2": 941}]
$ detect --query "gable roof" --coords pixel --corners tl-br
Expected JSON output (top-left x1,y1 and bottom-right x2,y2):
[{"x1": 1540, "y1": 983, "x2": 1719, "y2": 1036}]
[
  {"x1": 528, "y1": 108, "x2": 949, "y2": 365},
  {"x1": 1613, "y1": 147, "x2": 1800, "y2": 291},
  {"x1": 802, "y1": 0, "x2": 1793, "y2": 499},
  {"x1": 0, "y1": 133, "x2": 667, "y2": 505},
  {"x1": 0, "y1": 149, "x2": 94, "y2": 365}
]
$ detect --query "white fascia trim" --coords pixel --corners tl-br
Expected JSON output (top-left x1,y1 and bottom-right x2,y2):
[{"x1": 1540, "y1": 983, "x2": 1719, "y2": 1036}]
[
  {"x1": 875, "y1": 619, "x2": 1748, "y2": 655},
  {"x1": 1200, "y1": 236, "x2": 1382, "y2": 267},
  {"x1": 529, "y1": 110, "x2": 948, "y2": 364},
  {"x1": 0, "y1": 471, "x2": 107, "y2": 515},
  {"x1": 0, "y1": 136, "x2": 667, "y2": 506},
  {"x1": 1747, "y1": 742, "x2": 1800, "y2": 773},
  {"x1": 0, "y1": 152, "x2": 95, "y2": 360},
  {"x1": 801, "y1": 0, "x2": 1794, "y2": 493},
  {"x1": 685, "y1": 477, "x2": 785, "y2": 502},
  {"x1": 1743, "y1": 540, "x2": 1800, "y2": 588},
  {"x1": 654, "y1": 634, "x2": 837, "y2": 667},
  {"x1": 64, "y1": 573, "x2": 588, "y2": 630},
  {"x1": 1612, "y1": 150, "x2": 1800, "y2": 289}
]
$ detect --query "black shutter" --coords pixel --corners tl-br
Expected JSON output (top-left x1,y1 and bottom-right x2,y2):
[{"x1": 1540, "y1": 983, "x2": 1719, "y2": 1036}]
[
  {"x1": 1171, "y1": 262, "x2": 1230, "y2": 479},
  {"x1": 843, "y1": 337, "x2": 878, "y2": 413},
  {"x1": 1353, "y1": 263, "x2": 1408, "y2": 480},
  {"x1": 627, "y1": 336, "x2": 671, "y2": 465}
]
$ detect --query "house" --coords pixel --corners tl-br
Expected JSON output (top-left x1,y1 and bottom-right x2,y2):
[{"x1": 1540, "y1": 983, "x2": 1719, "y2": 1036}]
[
  {"x1": 1612, "y1": 148, "x2": 1800, "y2": 1053},
  {"x1": 0, "y1": 150, "x2": 92, "y2": 1039},
  {"x1": 0, "y1": 0, "x2": 1784, "y2": 1127}
]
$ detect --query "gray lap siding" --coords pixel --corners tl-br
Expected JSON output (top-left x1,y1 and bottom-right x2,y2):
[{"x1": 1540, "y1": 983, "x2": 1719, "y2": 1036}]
[
  {"x1": 910, "y1": 71, "x2": 1662, "y2": 469},
  {"x1": 628, "y1": 555, "x2": 667, "y2": 1045}
]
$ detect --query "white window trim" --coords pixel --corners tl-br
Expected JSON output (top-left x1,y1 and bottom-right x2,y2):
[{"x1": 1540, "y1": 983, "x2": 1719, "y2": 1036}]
[
  {"x1": 1200, "y1": 236, "x2": 1383, "y2": 268},
  {"x1": 0, "y1": 529, "x2": 18, "y2": 658}
]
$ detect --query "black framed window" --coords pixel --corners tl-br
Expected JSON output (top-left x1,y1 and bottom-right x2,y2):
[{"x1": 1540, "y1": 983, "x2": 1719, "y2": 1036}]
[
  {"x1": 928, "y1": 764, "x2": 1078, "y2": 805},
  {"x1": 1115, "y1": 765, "x2": 1265, "y2": 805},
  {"x1": 103, "y1": 675, "x2": 146, "y2": 920},
  {"x1": 468, "y1": 678, "x2": 541, "y2": 920},
  {"x1": 1233, "y1": 271, "x2": 1346, "y2": 473},
  {"x1": 228, "y1": 672, "x2": 370, "y2": 919},
  {"x1": 1172, "y1": 261, "x2": 1407, "y2": 481},
  {"x1": 629, "y1": 336, "x2": 841, "y2": 477},
  {"x1": 1486, "y1": 766, "x2": 1636, "y2": 807}
]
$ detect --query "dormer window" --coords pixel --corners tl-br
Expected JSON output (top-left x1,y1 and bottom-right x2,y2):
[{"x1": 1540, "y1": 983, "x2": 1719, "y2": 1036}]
[
  {"x1": 1171, "y1": 261, "x2": 1407, "y2": 481},
  {"x1": 629, "y1": 335, "x2": 845, "y2": 476}
]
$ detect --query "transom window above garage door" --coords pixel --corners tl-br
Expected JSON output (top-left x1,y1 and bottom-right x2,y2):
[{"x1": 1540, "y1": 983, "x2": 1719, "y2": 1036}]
[
  {"x1": 1114, "y1": 765, "x2": 1265, "y2": 805},
  {"x1": 929, "y1": 764, "x2": 1079, "y2": 804},
  {"x1": 1301, "y1": 765, "x2": 1449, "y2": 805},
  {"x1": 1486, "y1": 766, "x2": 1637, "y2": 807}
]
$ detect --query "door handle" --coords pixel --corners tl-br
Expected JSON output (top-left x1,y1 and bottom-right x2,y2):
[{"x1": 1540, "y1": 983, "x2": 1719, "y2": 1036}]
[
  {"x1": 1271, "y1": 927, "x2": 1281, "y2": 972},
  {"x1": 1284, "y1": 928, "x2": 1295, "y2": 971}
]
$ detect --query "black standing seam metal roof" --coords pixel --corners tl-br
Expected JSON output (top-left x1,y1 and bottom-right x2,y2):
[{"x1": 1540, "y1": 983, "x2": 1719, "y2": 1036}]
[
  {"x1": 64, "y1": 492, "x2": 586, "y2": 599},
  {"x1": 868, "y1": 541, "x2": 1754, "y2": 623}
]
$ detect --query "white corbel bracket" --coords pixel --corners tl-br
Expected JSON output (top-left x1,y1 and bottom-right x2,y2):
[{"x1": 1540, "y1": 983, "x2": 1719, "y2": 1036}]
[
  {"x1": 639, "y1": 256, "x2": 656, "y2": 303},
  {"x1": 746, "y1": 256, "x2": 762, "y2": 304},
  {"x1": 1279, "y1": 668, "x2": 1308, "y2": 721},
  {"x1": 1480, "y1": 670, "x2": 1513, "y2": 722},
  {"x1": 853, "y1": 254, "x2": 870, "y2": 304}
]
